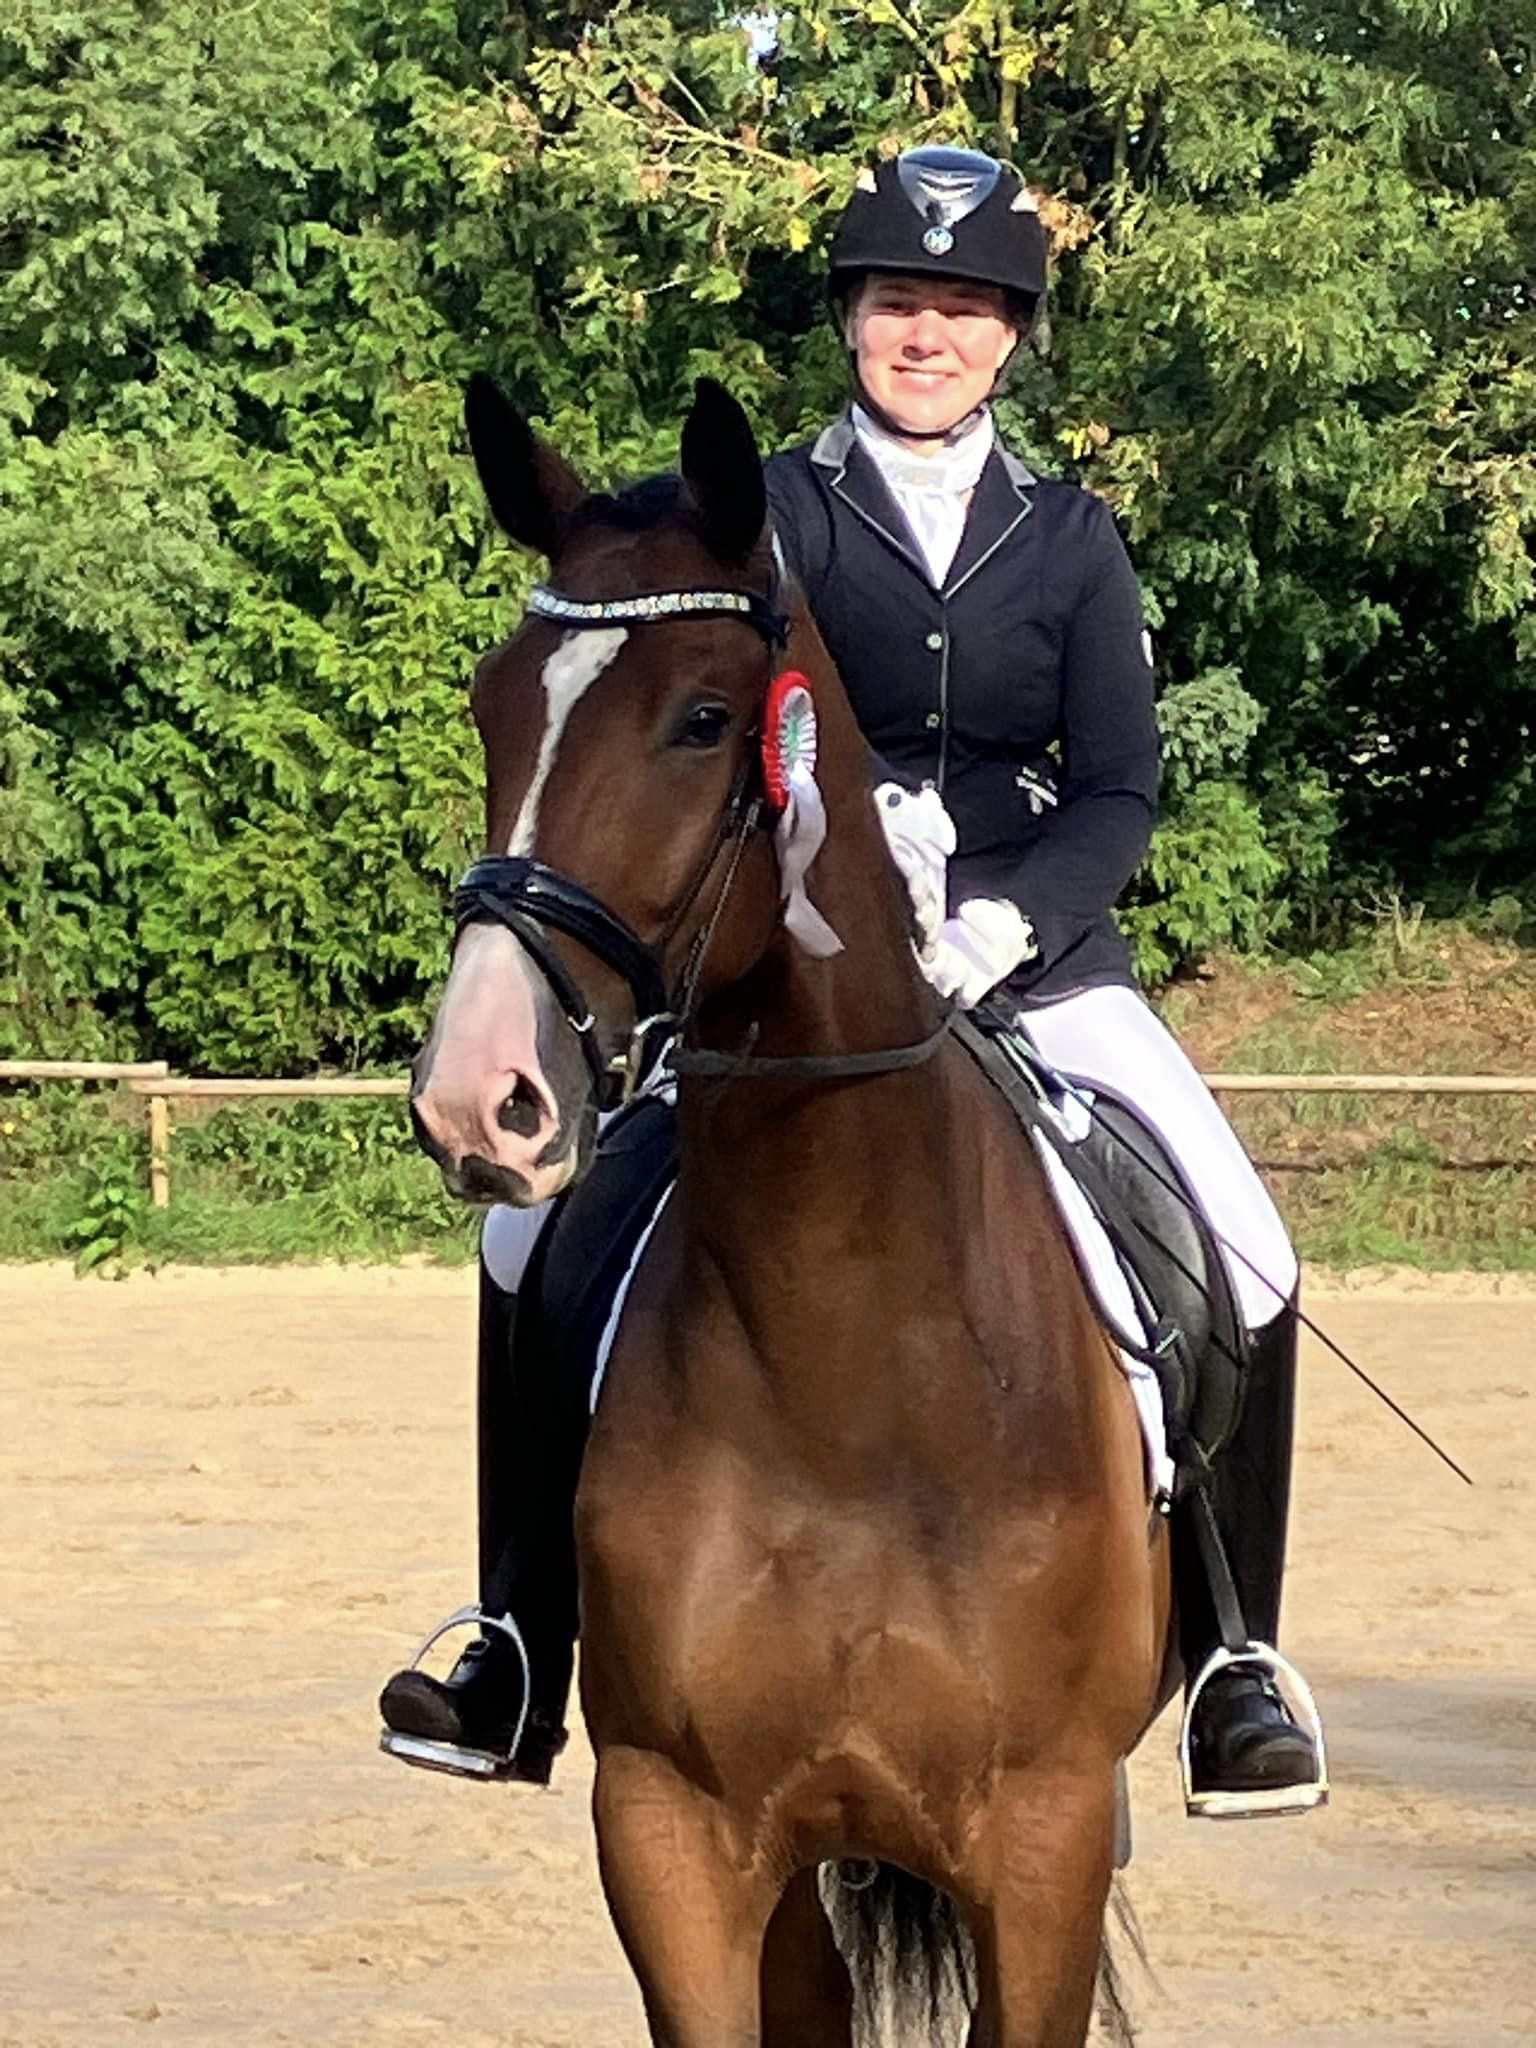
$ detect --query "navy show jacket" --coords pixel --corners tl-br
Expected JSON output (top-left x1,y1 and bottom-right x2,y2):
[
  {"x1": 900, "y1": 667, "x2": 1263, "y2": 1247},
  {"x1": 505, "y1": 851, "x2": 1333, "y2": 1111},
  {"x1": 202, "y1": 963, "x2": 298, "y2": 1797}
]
[{"x1": 764, "y1": 414, "x2": 1160, "y2": 1009}]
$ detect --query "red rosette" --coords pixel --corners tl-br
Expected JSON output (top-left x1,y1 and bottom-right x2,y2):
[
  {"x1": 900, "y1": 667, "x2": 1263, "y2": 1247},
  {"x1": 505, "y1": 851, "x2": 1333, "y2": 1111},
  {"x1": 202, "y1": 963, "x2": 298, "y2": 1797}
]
[{"x1": 761, "y1": 670, "x2": 816, "y2": 813}]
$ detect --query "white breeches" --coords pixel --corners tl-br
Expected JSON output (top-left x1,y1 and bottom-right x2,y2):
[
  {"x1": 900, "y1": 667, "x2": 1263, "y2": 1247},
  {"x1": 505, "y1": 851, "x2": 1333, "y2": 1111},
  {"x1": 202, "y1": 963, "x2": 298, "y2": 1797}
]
[
  {"x1": 482, "y1": 1187, "x2": 560, "y2": 1297},
  {"x1": 1019, "y1": 983, "x2": 1296, "y2": 1329},
  {"x1": 483, "y1": 984, "x2": 1297, "y2": 1330}
]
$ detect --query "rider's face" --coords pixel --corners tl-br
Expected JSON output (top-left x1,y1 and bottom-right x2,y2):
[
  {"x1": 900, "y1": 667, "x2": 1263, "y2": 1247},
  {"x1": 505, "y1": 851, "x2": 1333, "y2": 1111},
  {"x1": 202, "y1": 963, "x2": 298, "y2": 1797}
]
[{"x1": 849, "y1": 273, "x2": 1018, "y2": 442}]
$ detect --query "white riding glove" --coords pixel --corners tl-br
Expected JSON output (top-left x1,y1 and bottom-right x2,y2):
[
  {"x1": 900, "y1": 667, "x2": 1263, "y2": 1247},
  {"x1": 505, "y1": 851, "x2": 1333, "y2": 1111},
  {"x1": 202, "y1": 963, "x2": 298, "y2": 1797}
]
[
  {"x1": 923, "y1": 896, "x2": 1039, "y2": 1008},
  {"x1": 872, "y1": 781, "x2": 952, "y2": 949},
  {"x1": 873, "y1": 782, "x2": 1040, "y2": 1008}
]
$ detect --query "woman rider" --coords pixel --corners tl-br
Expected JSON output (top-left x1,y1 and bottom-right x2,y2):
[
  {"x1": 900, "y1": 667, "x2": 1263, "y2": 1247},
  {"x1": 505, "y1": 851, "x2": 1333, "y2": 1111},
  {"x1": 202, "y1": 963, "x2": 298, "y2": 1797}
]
[{"x1": 379, "y1": 145, "x2": 1326, "y2": 1818}]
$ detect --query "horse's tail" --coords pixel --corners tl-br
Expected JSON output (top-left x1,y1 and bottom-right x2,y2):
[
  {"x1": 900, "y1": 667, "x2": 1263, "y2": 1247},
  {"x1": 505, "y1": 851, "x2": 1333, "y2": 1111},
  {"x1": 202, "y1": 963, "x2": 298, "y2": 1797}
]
[
  {"x1": 818, "y1": 1860, "x2": 975, "y2": 2046},
  {"x1": 817, "y1": 1861, "x2": 1140, "y2": 2047},
  {"x1": 1098, "y1": 1877, "x2": 1146, "y2": 2045}
]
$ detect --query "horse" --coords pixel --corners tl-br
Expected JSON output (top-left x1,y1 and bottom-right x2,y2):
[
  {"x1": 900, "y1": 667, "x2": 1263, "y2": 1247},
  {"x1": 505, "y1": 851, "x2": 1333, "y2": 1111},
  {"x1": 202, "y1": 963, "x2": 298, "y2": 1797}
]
[{"x1": 410, "y1": 373, "x2": 1172, "y2": 2047}]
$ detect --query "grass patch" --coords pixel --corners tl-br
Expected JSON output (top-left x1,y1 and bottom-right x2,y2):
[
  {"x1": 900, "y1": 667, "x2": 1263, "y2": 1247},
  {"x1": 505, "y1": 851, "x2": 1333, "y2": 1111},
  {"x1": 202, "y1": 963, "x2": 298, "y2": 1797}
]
[
  {"x1": 0, "y1": 1087, "x2": 478, "y2": 1269},
  {"x1": 1156, "y1": 920, "x2": 1536, "y2": 1265},
  {"x1": 1272, "y1": 1150, "x2": 1536, "y2": 1272}
]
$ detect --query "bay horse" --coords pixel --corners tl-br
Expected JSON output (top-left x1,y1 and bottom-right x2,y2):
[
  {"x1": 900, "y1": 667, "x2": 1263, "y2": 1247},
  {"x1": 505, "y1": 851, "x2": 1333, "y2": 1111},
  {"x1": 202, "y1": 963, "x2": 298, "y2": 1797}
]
[{"x1": 411, "y1": 374, "x2": 1171, "y2": 2046}]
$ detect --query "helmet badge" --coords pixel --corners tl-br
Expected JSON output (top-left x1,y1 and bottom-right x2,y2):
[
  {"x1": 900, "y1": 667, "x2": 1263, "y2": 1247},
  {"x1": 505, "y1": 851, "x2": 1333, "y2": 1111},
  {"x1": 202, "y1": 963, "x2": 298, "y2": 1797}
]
[{"x1": 922, "y1": 223, "x2": 955, "y2": 256}]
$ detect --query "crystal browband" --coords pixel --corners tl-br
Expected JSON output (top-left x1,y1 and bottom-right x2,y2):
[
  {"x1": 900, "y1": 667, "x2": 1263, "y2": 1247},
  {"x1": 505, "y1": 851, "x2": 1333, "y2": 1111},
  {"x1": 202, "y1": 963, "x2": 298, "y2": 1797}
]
[{"x1": 528, "y1": 584, "x2": 787, "y2": 645}]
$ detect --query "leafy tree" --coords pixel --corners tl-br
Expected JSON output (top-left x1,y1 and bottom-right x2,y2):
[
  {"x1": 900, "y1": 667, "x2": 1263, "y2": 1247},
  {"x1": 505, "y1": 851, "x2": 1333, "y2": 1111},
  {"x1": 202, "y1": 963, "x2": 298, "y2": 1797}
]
[
  {"x1": 1, "y1": 0, "x2": 493, "y2": 1064},
  {"x1": 1, "y1": 0, "x2": 1532, "y2": 1069}
]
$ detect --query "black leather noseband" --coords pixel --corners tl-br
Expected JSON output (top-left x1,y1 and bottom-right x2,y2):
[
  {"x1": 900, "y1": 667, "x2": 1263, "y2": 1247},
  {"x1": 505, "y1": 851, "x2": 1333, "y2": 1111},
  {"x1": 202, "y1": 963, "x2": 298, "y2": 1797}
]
[{"x1": 453, "y1": 857, "x2": 674, "y2": 1108}]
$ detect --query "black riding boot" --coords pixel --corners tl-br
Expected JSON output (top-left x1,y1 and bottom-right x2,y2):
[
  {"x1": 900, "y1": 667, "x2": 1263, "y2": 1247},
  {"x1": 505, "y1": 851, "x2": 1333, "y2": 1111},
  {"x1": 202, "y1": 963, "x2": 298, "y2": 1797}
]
[
  {"x1": 378, "y1": 1095, "x2": 678, "y2": 1784},
  {"x1": 1179, "y1": 1296, "x2": 1327, "y2": 1818},
  {"x1": 378, "y1": 1256, "x2": 577, "y2": 1783}
]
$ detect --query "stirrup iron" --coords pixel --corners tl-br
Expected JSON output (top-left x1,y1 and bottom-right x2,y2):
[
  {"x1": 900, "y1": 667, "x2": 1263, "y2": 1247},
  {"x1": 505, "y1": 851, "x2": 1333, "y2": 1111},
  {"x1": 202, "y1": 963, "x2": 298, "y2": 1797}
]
[
  {"x1": 377, "y1": 1603, "x2": 531, "y2": 1782},
  {"x1": 1179, "y1": 1642, "x2": 1329, "y2": 1821}
]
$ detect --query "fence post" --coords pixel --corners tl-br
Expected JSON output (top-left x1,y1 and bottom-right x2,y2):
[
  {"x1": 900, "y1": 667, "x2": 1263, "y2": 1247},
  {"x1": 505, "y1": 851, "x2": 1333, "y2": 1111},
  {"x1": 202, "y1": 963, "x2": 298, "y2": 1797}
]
[{"x1": 147, "y1": 1094, "x2": 171, "y2": 1209}]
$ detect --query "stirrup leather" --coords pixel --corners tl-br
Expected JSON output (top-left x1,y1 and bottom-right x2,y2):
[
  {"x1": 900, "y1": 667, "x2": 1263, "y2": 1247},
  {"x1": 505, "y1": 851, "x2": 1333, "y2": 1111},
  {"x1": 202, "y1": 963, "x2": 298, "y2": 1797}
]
[
  {"x1": 1180, "y1": 1642, "x2": 1329, "y2": 1821},
  {"x1": 377, "y1": 1603, "x2": 531, "y2": 1782}
]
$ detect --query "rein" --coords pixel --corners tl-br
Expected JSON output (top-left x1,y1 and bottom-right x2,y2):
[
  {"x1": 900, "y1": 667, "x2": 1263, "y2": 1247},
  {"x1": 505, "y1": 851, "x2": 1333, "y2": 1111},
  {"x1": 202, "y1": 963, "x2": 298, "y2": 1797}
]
[
  {"x1": 669, "y1": 1008, "x2": 955, "y2": 1085},
  {"x1": 454, "y1": 570, "x2": 952, "y2": 1104}
]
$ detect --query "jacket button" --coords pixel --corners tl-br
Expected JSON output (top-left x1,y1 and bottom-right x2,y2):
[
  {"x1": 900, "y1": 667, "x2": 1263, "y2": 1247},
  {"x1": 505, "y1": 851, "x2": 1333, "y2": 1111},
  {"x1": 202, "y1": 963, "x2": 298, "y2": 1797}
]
[
  {"x1": 925, "y1": 712, "x2": 941, "y2": 729},
  {"x1": 925, "y1": 631, "x2": 943, "y2": 651}
]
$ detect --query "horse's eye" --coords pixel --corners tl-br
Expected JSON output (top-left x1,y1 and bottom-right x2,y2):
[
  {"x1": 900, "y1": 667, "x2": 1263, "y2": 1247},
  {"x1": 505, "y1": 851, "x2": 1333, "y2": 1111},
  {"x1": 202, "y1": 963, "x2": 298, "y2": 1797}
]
[{"x1": 673, "y1": 701, "x2": 733, "y2": 750}]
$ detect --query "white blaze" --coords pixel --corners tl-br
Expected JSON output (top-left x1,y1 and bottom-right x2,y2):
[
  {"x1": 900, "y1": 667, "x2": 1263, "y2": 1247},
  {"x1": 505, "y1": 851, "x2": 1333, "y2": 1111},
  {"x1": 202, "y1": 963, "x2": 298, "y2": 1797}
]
[{"x1": 508, "y1": 626, "x2": 628, "y2": 854}]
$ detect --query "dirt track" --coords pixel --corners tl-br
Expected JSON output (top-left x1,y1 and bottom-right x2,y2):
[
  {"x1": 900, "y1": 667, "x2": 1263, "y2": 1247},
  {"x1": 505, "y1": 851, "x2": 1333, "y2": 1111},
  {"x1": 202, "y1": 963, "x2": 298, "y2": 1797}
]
[{"x1": 1, "y1": 1264, "x2": 1533, "y2": 2047}]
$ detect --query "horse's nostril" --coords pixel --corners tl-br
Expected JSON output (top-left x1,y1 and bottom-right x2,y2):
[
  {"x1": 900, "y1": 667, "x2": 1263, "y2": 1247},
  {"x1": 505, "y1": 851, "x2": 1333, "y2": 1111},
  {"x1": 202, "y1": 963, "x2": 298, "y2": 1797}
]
[{"x1": 497, "y1": 1075, "x2": 547, "y2": 1138}]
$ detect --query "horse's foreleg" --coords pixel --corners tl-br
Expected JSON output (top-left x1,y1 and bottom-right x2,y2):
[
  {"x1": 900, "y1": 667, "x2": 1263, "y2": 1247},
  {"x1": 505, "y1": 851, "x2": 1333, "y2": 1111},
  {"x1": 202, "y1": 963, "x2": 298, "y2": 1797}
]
[
  {"x1": 593, "y1": 1747, "x2": 775, "y2": 2048},
  {"x1": 962, "y1": 1766, "x2": 1120, "y2": 2048},
  {"x1": 759, "y1": 1865, "x2": 855, "y2": 2047}
]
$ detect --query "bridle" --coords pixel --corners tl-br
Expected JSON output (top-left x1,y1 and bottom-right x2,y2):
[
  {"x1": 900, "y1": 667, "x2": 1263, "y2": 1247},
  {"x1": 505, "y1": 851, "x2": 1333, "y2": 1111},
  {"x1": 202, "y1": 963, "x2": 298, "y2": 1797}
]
[
  {"x1": 453, "y1": 580, "x2": 786, "y2": 1111},
  {"x1": 452, "y1": 573, "x2": 954, "y2": 1110}
]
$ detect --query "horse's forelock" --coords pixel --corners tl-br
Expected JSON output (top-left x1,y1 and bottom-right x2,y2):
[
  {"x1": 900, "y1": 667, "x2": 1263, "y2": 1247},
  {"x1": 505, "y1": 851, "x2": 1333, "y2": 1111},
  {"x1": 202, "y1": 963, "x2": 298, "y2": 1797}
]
[
  {"x1": 563, "y1": 473, "x2": 770, "y2": 574},
  {"x1": 567, "y1": 475, "x2": 687, "y2": 536}
]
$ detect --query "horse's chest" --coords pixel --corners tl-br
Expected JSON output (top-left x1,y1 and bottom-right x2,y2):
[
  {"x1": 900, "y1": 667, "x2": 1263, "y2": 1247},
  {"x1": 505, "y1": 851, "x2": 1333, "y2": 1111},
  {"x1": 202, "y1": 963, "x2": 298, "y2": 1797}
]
[
  {"x1": 578, "y1": 1438, "x2": 1054, "y2": 1745},
  {"x1": 575, "y1": 1207, "x2": 1117, "y2": 1771}
]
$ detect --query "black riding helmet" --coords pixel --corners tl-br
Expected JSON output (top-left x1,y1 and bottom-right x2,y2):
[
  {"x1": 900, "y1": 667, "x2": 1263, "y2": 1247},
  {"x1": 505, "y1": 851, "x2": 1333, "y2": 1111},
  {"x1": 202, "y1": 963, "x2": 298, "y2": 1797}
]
[
  {"x1": 829, "y1": 146, "x2": 1047, "y2": 319},
  {"x1": 828, "y1": 145, "x2": 1048, "y2": 440}
]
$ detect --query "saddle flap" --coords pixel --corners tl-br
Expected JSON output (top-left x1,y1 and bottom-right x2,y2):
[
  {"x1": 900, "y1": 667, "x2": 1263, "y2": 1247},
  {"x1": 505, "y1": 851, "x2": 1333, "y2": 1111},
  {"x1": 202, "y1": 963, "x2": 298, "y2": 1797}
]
[
  {"x1": 1072, "y1": 1086, "x2": 1246, "y2": 1449},
  {"x1": 955, "y1": 1015, "x2": 1249, "y2": 1461}
]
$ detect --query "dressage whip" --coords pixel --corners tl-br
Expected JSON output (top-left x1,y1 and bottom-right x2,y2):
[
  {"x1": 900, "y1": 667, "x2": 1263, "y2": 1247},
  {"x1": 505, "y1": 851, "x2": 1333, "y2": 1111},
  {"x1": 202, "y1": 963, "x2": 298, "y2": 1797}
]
[{"x1": 1045, "y1": 1063, "x2": 1476, "y2": 1489}]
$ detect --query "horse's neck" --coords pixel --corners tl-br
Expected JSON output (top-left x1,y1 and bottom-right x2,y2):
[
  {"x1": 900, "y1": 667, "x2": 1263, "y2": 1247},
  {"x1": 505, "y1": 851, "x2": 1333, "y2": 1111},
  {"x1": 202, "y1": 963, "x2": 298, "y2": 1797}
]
[
  {"x1": 672, "y1": 1032, "x2": 1032, "y2": 1462},
  {"x1": 677, "y1": 610, "x2": 984, "y2": 1312},
  {"x1": 703, "y1": 604, "x2": 938, "y2": 1056}
]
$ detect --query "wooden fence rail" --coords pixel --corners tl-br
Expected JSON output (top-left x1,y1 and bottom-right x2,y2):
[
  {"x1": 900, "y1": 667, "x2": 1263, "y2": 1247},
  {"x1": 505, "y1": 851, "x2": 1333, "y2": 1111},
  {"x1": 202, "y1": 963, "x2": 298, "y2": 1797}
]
[
  {"x1": 0, "y1": 1060, "x2": 171, "y2": 1080},
  {"x1": 1205, "y1": 1073, "x2": 1536, "y2": 1095},
  {"x1": 124, "y1": 1077, "x2": 408, "y2": 1098},
  {"x1": 6, "y1": 1066, "x2": 1536, "y2": 1209}
]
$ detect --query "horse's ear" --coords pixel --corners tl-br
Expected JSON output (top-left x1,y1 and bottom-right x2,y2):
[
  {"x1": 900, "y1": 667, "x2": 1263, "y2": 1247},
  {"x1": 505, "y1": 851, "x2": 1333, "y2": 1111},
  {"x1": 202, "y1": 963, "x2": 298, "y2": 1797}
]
[
  {"x1": 680, "y1": 377, "x2": 766, "y2": 566},
  {"x1": 464, "y1": 373, "x2": 587, "y2": 559}
]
